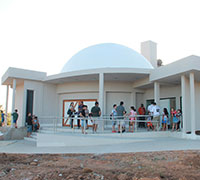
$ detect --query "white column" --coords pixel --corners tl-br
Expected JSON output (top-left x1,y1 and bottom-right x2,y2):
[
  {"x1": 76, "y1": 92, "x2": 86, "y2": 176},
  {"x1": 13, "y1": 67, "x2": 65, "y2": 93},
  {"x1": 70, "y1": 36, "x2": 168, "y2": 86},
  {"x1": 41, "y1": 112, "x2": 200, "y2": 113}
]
[
  {"x1": 154, "y1": 82, "x2": 160, "y2": 106},
  {"x1": 5, "y1": 85, "x2": 9, "y2": 126},
  {"x1": 131, "y1": 91, "x2": 136, "y2": 107},
  {"x1": 189, "y1": 72, "x2": 196, "y2": 136},
  {"x1": 181, "y1": 75, "x2": 186, "y2": 133},
  {"x1": 11, "y1": 79, "x2": 17, "y2": 127},
  {"x1": 99, "y1": 73, "x2": 104, "y2": 116}
]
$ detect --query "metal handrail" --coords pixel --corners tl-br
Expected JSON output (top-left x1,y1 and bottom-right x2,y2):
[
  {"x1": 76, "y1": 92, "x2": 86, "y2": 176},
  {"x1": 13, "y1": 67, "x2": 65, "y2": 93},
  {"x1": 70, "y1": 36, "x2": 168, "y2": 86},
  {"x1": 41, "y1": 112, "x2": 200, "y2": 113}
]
[{"x1": 37, "y1": 114, "x2": 179, "y2": 134}]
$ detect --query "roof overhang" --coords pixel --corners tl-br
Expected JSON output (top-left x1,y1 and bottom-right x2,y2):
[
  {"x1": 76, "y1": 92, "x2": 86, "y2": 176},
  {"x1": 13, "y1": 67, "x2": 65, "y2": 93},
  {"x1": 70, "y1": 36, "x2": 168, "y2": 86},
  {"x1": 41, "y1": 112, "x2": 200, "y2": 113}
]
[
  {"x1": 150, "y1": 55, "x2": 200, "y2": 84},
  {"x1": 44, "y1": 67, "x2": 152, "y2": 84},
  {"x1": 1, "y1": 67, "x2": 47, "y2": 85}
]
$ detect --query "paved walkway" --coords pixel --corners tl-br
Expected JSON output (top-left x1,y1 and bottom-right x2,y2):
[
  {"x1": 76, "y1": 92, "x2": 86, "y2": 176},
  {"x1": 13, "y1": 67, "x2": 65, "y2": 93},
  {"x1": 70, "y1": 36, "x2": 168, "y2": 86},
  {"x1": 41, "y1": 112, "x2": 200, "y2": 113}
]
[{"x1": 0, "y1": 133, "x2": 200, "y2": 154}]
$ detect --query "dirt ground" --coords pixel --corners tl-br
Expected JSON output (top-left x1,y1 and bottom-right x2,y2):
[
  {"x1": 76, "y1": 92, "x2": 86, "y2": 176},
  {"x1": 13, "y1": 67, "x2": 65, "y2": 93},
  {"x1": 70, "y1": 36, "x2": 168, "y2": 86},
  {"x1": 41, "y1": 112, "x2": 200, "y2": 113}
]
[{"x1": 0, "y1": 151, "x2": 200, "y2": 180}]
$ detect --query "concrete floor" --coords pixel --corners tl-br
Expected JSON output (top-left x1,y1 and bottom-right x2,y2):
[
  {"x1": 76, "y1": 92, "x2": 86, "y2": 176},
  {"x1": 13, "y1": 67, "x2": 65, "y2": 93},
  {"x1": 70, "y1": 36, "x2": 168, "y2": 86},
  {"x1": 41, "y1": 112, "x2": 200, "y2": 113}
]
[{"x1": 0, "y1": 130, "x2": 200, "y2": 154}]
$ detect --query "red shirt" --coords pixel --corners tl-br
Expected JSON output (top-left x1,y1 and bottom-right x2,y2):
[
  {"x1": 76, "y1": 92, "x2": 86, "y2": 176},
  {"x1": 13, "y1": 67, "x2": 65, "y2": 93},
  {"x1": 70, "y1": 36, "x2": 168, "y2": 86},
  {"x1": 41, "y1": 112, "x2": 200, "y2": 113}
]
[{"x1": 138, "y1": 107, "x2": 146, "y2": 115}]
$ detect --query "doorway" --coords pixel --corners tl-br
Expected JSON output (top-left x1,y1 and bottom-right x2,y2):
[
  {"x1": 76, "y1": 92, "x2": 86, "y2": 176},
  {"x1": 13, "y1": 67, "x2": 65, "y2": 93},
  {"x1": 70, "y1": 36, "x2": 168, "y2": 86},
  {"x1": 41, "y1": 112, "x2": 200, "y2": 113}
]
[
  {"x1": 62, "y1": 99, "x2": 97, "y2": 126},
  {"x1": 26, "y1": 90, "x2": 34, "y2": 119}
]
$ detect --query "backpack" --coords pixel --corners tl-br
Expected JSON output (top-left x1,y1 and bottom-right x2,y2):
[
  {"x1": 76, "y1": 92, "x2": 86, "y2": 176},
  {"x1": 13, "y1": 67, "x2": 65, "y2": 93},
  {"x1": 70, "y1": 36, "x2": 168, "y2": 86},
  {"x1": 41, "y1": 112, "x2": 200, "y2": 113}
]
[{"x1": 67, "y1": 109, "x2": 72, "y2": 115}]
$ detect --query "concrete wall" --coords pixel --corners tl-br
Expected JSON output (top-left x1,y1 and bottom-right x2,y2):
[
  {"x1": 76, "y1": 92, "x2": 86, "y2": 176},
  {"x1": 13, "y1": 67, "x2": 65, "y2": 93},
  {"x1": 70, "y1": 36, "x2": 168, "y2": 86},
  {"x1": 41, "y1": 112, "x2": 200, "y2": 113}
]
[
  {"x1": 15, "y1": 83, "x2": 24, "y2": 127},
  {"x1": 42, "y1": 83, "x2": 58, "y2": 117},
  {"x1": 23, "y1": 80, "x2": 58, "y2": 126},
  {"x1": 143, "y1": 85, "x2": 181, "y2": 109},
  {"x1": 57, "y1": 81, "x2": 99, "y2": 94},
  {"x1": 195, "y1": 81, "x2": 200, "y2": 130},
  {"x1": 184, "y1": 77, "x2": 191, "y2": 132},
  {"x1": 106, "y1": 92, "x2": 131, "y2": 115},
  {"x1": 57, "y1": 81, "x2": 135, "y2": 122}
]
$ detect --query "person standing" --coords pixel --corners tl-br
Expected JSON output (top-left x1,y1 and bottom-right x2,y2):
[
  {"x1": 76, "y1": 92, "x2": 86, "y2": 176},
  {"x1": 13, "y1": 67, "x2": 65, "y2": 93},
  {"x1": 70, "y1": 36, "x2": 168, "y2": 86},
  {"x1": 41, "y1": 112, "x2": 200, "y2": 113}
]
[
  {"x1": 152, "y1": 102, "x2": 160, "y2": 131},
  {"x1": 111, "y1": 104, "x2": 118, "y2": 133},
  {"x1": 26, "y1": 113, "x2": 33, "y2": 137},
  {"x1": 11, "y1": 109, "x2": 19, "y2": 128},
  {"x1": 162, "y1": 108, "x2": 169, "y2": 131},
  {"x1": 77, "y1": 101, "x2": 84, "y2": 129},
  {"x1": 138, "y1": 104, "x2": 146, "y2": 128},
  {"x1": 85, "y1": 105, "x2": 89, "y2": 129},
  {"x1": 80, "y1": 105, "x2": 87, "y2": 134},
  {"x1": 68, "y1": 102, "x2": 76, "y2": 128},
  {"x1": 147, "y1": 102, "x2": 154, "y2": 117},
  {"x1": 128, "y1": 106, "x2": 137, "y2": 132},
  {"x1": 171, "y1": 108, "x2": 178, "y2": 131},
  {"x1": 1, "y1": 110, "x2": 5, "y2": 126},
  {"x1": 91, "y1": 101, "x2": 101, "y2": 133},
  {"x1": 116, "y1": 101, "x2": 126, "y2": 133},
  {"x1": 176, "y1": 109, "x2": 182, "y2": 131}
]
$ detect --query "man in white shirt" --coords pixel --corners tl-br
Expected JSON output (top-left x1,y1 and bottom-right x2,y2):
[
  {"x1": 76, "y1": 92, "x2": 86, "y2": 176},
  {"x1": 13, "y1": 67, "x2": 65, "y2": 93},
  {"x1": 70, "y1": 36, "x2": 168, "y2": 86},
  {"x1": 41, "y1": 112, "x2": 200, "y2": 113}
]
[
  {"x1": 152, "y1": 102, "x2": 160, "y2": 131},
  {"x1": 147, "y1": 102, "x2": 154, "y2": 116}
]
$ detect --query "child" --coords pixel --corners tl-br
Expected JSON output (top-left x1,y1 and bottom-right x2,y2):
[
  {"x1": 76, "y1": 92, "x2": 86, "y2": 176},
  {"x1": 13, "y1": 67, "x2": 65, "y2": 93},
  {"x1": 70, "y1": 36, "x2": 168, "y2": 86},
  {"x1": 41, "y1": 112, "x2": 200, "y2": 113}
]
[
  {"x1": 146, "y1": 112, "x2": 153, "y2": 131},
  {"x1": 171, "y1": 108, "x2": 178, "y2": 131},
  {"x1": 162, "y1": 108, "x2": 169, "y2": 131},
  {"x1": 176, "y1": 109, "x2": 182, "y2": 131},
  {"x1": 128, "y1": 106, "x2": 137, "y2": 132},
  {"x1": 32, "y1": 116, "x2": 39, "y2": 132},
  {"x1": 111, "y1": 104, "x2": 117, "y2": 133}
]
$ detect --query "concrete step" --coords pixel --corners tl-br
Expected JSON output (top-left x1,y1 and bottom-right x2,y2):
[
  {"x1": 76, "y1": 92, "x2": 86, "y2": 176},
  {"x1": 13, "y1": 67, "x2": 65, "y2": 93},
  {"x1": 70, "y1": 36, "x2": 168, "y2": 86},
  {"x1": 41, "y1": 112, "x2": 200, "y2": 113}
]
[
  {"x1": 24, "y1": 136, "x2": 37, "y2": 142},
  {"x1": 24, "y1": 132, "x2": 37, "y2": 142}
]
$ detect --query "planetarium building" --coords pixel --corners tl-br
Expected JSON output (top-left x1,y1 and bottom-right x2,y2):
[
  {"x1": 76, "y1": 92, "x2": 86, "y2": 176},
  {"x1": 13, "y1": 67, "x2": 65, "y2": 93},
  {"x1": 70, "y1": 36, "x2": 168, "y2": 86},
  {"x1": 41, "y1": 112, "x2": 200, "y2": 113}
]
[{"x1": 2, "y1": 40, "x2": 200, "y2": 138}]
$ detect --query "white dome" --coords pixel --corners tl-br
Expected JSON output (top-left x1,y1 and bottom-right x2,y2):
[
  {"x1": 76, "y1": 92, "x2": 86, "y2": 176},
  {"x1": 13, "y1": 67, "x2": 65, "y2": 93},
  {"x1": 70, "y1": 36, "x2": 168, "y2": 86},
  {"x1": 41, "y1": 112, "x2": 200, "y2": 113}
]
[{"x1": 61, "y1": 43, "x2": 153, "y2": 73}]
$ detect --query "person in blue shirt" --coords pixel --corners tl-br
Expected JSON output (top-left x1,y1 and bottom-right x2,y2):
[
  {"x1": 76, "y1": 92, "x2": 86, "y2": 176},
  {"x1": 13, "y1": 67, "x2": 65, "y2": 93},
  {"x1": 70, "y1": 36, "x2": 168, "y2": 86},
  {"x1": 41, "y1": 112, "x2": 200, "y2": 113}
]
[
  {"x1": 1, "y1": 110, "x2": 5, "y2": 126},
  {"x1": 111, "y1": 104, "x2": 117, "y2": 133}
]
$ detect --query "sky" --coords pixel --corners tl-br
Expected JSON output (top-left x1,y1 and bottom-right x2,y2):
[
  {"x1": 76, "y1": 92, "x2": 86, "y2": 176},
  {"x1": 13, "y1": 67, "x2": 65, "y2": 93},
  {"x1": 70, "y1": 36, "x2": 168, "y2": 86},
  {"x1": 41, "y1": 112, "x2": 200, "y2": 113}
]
[{"x1": 0, "y1": 0, "x2": 200, "y2": 111}]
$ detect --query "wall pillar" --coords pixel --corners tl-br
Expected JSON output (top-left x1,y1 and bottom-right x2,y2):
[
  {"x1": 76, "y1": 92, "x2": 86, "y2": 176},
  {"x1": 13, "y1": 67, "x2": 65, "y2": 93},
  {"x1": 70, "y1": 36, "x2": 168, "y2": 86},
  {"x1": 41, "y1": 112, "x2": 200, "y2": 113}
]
[
  {"x1": 99, "y1": 73, "x2": 104, "y2": 116},
  {"x1": 131, "y1": 90, "x2": 136, "y2": 107},
  {"x1": 5, "y1": 85, "x2": 9, "y2": 126},
  {"x1": 154, "y1": 82, "x2": 160, "y2": 106},
  {"x1": 189, "y1": 72, "x2": 196, "y2": 136},
  {"x1": 181, "y1": 75, "x2": 187, "y2": 133},
  {"x1": 11, "y1": 79, "x2": 16, "y2": 127}
]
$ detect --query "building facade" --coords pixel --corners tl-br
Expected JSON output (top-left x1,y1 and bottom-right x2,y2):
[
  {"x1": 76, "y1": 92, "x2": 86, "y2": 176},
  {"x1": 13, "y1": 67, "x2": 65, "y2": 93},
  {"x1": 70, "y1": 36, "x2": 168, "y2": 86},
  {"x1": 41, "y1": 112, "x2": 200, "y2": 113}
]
[{"x1": 1, "y1": 41, "x2": 200, "y2": 138}]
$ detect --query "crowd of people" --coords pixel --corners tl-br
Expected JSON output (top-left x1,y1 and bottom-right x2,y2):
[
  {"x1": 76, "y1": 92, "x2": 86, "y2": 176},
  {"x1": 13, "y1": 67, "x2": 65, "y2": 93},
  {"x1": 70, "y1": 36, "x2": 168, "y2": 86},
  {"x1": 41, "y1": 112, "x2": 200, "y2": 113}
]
[
  {"x1": 0, "y1": 101, "x2": 182, "y2": 136},
  {"x1": 67, "y1": 101, "x2": 182, "y2": 134},
  {"x1": 67, "y1": 101, "x2": 101, "y2": 134}
]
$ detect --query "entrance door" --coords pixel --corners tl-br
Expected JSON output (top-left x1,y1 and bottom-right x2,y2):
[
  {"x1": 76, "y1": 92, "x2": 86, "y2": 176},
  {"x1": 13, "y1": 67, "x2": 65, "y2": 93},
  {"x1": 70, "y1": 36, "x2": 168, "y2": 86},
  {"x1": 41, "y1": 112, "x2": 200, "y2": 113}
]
[
  {"x1": 26, "y1": 90, "x2": 34, "y2": 118},
  {"x1": 62, "y1": 99, "x2": 97, "y2": 126}
]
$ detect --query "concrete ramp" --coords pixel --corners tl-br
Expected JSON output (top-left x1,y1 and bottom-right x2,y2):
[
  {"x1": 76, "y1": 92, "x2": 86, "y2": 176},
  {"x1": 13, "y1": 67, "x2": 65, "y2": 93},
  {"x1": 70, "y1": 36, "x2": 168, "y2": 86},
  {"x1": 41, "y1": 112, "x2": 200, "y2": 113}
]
[{"x1": 36, "y1": 131, "x2": 179, "y2": 147}]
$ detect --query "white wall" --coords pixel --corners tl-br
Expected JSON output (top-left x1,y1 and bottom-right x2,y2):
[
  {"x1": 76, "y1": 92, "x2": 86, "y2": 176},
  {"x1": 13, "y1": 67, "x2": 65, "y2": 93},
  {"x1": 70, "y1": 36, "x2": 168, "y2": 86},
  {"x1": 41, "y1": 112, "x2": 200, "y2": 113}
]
[
  {"x1": 195, "y1": 81, "x2": 200, "y2": 131},
  {"x1": 106, "y1": 92, "x2": 131, "y2": 115},
  {"x1": 183, "y1": 77, "x2": 191, "y2": 132},
  {"x1": 136, "y1": 92, "x2": 144, "y2": 110},
  {"x1": 141, "y1": 41, "x2": 157, "y2": 68},
  {"x1": 15, "y1": 83, "x2": 24, "y2": 127},
  {"x1": 57, "y1": 81, "x2": 135, "y2": 117},
  {"x1": 42, "y1": 83, "x2": 58, "y2": 117},
  {"x1": 143, "y1": 85, "x2": 181, "y2": 109},
  {"x1": 57, "y1": 81, "x2": 99, "y2": 94},
  {"x1": 24, "y1": 80, "x2": 58, "y2": 126}
]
